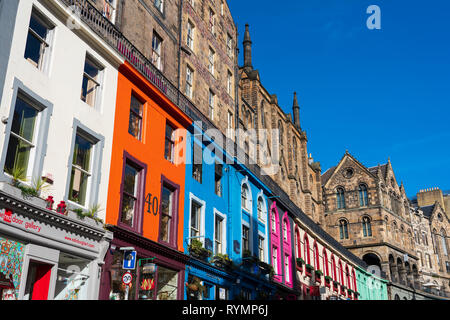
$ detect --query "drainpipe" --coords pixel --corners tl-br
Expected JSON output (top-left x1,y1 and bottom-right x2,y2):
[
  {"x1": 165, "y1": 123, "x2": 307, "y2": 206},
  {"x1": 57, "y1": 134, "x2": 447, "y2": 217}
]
[{"x1": 177, "y1": 0, "x2": 184, "y2": 103}]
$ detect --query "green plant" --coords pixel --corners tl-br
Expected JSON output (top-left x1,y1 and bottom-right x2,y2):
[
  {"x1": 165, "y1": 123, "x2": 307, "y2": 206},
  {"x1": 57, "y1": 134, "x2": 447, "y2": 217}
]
[
  {"x1": 296, "y1": 257, "x2": 305, "y2": 265},
  {"x1": 305, "y1": 263, "x2": 314, "y2": 271},
  {"x1": 30, "y1": 177, "x2": 50, "y2": 194},
  {"x1": 18, "y1": 185, "x2": 39, "y2": 198},
  {"x1": 315, "y1": 269, "x2": 323, "y2": 276},
  {"x1": 188, "y1": 239, "x2": 212, "y2": 258},
  {"x1": 324, "y1": 275, "x2": 333, "y2": 282},
  {"x1": 72, "y1": 208, "x2": 86, "y2": 219},
  {"x1": 86, "y1": 203, "x2": 103, "y2": 218},
  {"x1": 6, "y1": 166, "x2": 27, "y2": 187}
]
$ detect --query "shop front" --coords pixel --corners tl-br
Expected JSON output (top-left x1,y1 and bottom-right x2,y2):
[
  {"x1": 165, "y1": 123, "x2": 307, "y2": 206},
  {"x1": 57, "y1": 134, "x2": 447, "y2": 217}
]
[
  {"x1": 100, "y1": 225, "x2": 188, "y2": 300},
  {"x1": 0, "y1": 183, "x2": 112, "y2": 300}
]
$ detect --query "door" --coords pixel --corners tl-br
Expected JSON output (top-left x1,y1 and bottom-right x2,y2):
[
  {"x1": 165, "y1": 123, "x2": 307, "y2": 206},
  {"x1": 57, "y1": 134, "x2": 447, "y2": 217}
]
[{"x1": 24, "y1": 261, "x2": 53, "y2": 300}]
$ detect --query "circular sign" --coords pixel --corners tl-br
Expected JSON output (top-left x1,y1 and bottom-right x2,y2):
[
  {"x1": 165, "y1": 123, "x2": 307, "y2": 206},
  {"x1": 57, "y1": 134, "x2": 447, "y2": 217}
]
[{"x1": 122, "y1": 272, "x2": 133, "y2": 286}]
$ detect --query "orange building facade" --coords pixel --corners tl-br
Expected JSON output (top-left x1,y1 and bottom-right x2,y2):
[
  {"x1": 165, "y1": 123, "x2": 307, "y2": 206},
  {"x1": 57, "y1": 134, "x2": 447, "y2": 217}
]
[{"x1": 99, "y1": 62, "x2": 192, "y2": 300}]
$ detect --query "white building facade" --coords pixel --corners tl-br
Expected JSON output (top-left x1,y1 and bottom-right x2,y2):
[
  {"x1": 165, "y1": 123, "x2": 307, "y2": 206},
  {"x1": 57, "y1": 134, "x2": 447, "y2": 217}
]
[{"x1": 0, "y1": 0, "x2": 123, "y2": 300}]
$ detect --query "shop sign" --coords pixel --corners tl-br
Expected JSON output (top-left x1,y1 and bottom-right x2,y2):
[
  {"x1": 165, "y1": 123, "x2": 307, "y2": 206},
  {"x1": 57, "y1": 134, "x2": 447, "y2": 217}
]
[{"x1": 122, "y1": 272, "x2": 133, "y2": 286}]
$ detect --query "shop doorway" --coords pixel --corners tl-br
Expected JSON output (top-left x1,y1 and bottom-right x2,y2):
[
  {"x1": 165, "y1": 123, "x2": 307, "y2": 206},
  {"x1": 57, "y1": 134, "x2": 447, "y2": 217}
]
[{"x1": 23, "y1": 261, "x2": 53, "y2": 300}]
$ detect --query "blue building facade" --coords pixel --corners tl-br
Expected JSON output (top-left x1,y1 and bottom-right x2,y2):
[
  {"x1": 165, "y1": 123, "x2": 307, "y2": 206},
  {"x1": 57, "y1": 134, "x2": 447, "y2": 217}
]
[{"x1": 182, "y1": 124, "x2": 275, "y2": 300}]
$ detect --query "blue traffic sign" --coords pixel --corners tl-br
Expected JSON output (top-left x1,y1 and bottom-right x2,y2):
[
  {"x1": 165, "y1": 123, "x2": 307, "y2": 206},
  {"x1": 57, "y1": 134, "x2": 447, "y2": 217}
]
[{"x1": 123, "y1": 251, "x2": 137, "y2": 270}]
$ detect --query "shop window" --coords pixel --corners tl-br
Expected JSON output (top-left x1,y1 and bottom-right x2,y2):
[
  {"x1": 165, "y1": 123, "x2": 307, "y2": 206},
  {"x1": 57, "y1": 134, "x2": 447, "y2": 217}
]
[
  {"x1": 216, "y1": 286, "x2": 228, "y2": 300},
  {"x1": 81, "y1": 55, "x2": 103, "y2": 108},
  {"x1": 0, "y1": 236, "x2": 25, "y2": 301},
  {"x1": 54, "y1": 253, "x2": 90, "y2": 300},
  {"x1": 24, "y1": 8, "x2": 54, "y2": 71},
  {"x1": 128, "y1": 93, "x2": 143, "y2": 140},
  {"x1": 4, "y1": 95, "x2": 39, "y2": 179},
  {"x1": 156, "y1": 266, "x2": 178, "y2": 300}
]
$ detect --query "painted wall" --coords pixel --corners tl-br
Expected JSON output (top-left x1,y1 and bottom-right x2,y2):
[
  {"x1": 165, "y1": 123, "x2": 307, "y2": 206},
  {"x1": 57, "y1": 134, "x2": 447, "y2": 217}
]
[
  {"x1": 0, "y1": 0, "x2": 121, "y2": 220},
  {"x1": 105, "y1": 61, "x2": 191, "y2": 251},
  {"x1": 355, "y1": 267, "x2": 388, "y2": 300}
]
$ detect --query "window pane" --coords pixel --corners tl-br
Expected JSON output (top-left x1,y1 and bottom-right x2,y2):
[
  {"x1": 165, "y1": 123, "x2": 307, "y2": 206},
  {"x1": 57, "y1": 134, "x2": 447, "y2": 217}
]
[
  {"x1": 69, "y1": 167, "x2": 89, "y2": 206},
  {"x1": 123, "y1": 164, "x2": 138, "y2": 195},
  {"x1": 11, "y1": 98, "x2": 38, "y2": 142},
  {"x1": 160, "y1": 186, "x2": 174, "y2": 242},
  {"x1": 5, "y1": 136, "x2": 32, "y2": 175},
  {"x1": 81, "y1": 58, "x2": 100, "y2": 106},
  {"x1": 24, "y1": 14, "x2": 48, "y2": 68},
  {"x1": 128, "y1": 95, "x2": 142, "y2": 138},
  {"x1": 156, "y1": 267, "x2": 178, "y2": 300},
  {"x1": 72, "y1": 135, "x2": 92, "y2": 171},
  {"x1": 121, "y1": 193, "x2": 136, "y2": 227}
]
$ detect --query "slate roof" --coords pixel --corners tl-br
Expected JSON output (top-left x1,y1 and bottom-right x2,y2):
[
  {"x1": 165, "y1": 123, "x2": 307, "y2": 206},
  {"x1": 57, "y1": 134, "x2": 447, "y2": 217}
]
[
  {"x1": 321, "y1": 166, "x2": 336, "y2": 185},
  {"x1": 420, "y1": 204, "x2": 435, "y2": 218},
  {"x1": 367, "y1": 164, "x2": 388, "y2": 180}
]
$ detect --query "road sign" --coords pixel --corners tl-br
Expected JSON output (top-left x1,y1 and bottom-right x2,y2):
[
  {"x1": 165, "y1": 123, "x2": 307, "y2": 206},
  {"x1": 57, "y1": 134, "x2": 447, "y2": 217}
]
[
  {"x1": 122, "y1": 272, "x2": 133, "y2": 286},
  {"x1": 123, "y1": 251, "x2": 137, "y2": 270}
]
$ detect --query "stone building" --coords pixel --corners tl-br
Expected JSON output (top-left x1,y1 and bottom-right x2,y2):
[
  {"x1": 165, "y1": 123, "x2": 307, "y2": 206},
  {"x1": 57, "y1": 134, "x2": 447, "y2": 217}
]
[
  {"x1": 180, "y1": 0, "x2": 238, "y2": 134},
  {"x1": 410, "y1": 188, "x2": 450, "y2": 297},
  {"x1": 237, "y1": 25, "x2": 323, "y2": 224},
  {"x1": 321, "y1": 152, "x2": 421, "y2": 290}
]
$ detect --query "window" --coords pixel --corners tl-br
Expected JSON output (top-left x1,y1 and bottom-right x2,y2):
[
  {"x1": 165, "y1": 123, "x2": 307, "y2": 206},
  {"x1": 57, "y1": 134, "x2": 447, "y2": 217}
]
[
  {"x1": 209, "y1": 8, "x2": 215, "y2": 34},
  {"x1": 214, "y1": 162, "x2": 223, "y2": 197},
  {"x1": 152, "y1": 32, "x2": 162, "y2": 70},
  {"x1": 304, "y1": 235, "x2": 310, "y2": 265},
  {"x1": 257, "y1": 197, "x2": 265, "y2": 221},
  {"x1": 339, "y1": 219, "x2": 349, "y2": 240},
  {"x1": 68, "y1": 133, "x2": 93, "y2": 206},
  {"x1": 336, "y1": 187, "x2": 346, "y2": 209},
  {"x1": 81, "y1": 55, "x2": 103, "y2": 107},
  {"x1": 227, "y1": 71, "x2": 233, "y2": 95},
  {"x1": 160, "y1": 184, "x2": 176, "y2": 244},
  {"x1": 426, "y1": 254, "x2": 432, "y2": 268},
  {"x1": 154, "y1": 0, "x2": 164, "y2": 13},
  {"x1": 323, "y1": 249, "x2": 329, "y2": 277},
  {"x1": 190, "y1": 200, "x2": 202, "y2": 240},
  {"x1": 227, "y1": 111, "x2": 233, "y2": 131},
  {"x1": 4, "y1": 96, "x2": 39, "y2": 178},
  {"x1": 24, "y1": 9, "x2": 53, "y2": 71},
  {"x1": 258, "y1": 236, "x2": 265, "y2": 261},
  {"x1": 128, "y1": 94, "x2": 143, "y2": 140},
  {"x1": 241, "y1": 184, "x2": 249, "y2": 210},
  {"x1": 422, "y1": 233, "x2": 428, "y2": 246},
  {"x1": 187, "y1": 21, "x2": 194, "y2": 50},
  {"x1": 359, "y1": 184, "x2": 368, "y2": 206},
  {"x1": 441, "y1": 230, "x2": 448, "y2": 256},
  {"x1": 295, "y1": 229, "x2": 301, "y2": 259},
  {"x1": 103, "y1": 0, "x2": 117, "y2": 23},
  {"x1": 209, "y1": 90, "x2": 215, "y2": 121},
  {"x1": 242, "y1": 225, "x2": 250, "y2": 253},
  {"x1": 314, "y1": 243, "x2": 320, "y2": 269},
  {"x1": 271, "y1": 210, "x2": 277, "y2": 233},
  {"x1": 120, "y1": 160, "x2": 142, "y2": 228},
  {"x1": 192, "y1": 143, "x2": 202, "y2": 183},
  {"x1": 285, "y1": 255, "x2": 290, "y2": 283},
  {"x1": 214, "y1": 214, "x2": 224, "y2": 254},
  {"x1": 185, "y1": 66, "x2": 193, "y2": 99},
  {"x1": 208, "y1": 48, "x2": 215, "y2": 75},
  {"x1": 278, "y1": 121, "x2": 283, "y2": 146},
  {"x1": 227, "y1": 33, "x2": 233, "y2": 57},
  {"x1": 164, "y1": 123, "x2": 175, "y2": 163},
  {"x1": 272, "y1": 247, "x2": 278, "y2": 274},
  {"x1": 283, "y1": 220, "x2": 288, "y2": 242},
  {"x1": 362, "y1": 217, "x2": 372, "y2": 237}
]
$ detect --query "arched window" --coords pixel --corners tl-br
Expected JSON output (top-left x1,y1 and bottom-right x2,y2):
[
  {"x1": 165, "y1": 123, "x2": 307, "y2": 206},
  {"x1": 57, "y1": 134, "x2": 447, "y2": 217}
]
[
  {"x1": 323, "y1": 249, "x2": 329, "y2": 276},
  {"x1": 359, "y1": 184, "x2": 368, "y2": 206},
  {"x1": 336, "y1": 187, "x2": 346, "y2": 209},
  {"x1": 304, "y1": 235, "x2": 310, "y2": 265},
  {"x1": 346, "y1": 265, "x2": 351, "y2": 290},
  {"x1": 257, "y1": 197, "x2": 265, "y2": 222},
  {"x1": 241, "y1": 184, "x2": 249, "y2": 210},
  {"x1": 295, "y1": 228, "x2": 301, "y2": 258},
  {"x1": 278, "y1": 120, "x2": 283, "y2": 145},
  {"x1": 331, "y1": 255, "x2": 337, "y2": 281},
  {"x1": 313, "y1": 242, "x2": 320, "y2": 270},
  {"x1": 271, "y1": 208, "x2": 277, "y2": 233},
  {"x1": 339, "y1": 219, "x2": 349, "y2": 240},
  {"x1": 338, "y1": 260, "x2": 344, "y2": 285},
  {"x1": 362, "y1": 216, "x2": 372, "y2": 237},
  {"x1": 441, "y1": 229, "x2": 448, "y2": 256},
  {"x1": 283, "y1": 219, "x2": 288, "y2": 242}
]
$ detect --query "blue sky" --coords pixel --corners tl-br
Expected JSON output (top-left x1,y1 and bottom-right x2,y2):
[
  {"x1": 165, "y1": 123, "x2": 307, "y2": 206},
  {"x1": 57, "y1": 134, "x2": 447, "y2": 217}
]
[{"x1": 227, "y1": 0, "x2": 450, "y2": 198}]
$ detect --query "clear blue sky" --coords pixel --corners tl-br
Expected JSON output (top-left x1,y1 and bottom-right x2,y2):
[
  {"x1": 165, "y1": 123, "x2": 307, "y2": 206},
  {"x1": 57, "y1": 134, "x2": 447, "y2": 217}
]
[{"x1": 228, "y1": 0, "x2": 450, "y2": 198}]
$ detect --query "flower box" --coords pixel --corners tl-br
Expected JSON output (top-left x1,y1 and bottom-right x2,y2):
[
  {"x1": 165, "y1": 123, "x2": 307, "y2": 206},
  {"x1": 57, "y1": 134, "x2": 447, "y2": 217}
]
[
  {"x1": 305, "y1": 264, "x2": 314, "y2": 277},
  {"x1": 324, "y1": 276, "x2": 332, "y2": 287},
  {"x1": 314, "y1": 270, "x2": 323, "y2": 283}
]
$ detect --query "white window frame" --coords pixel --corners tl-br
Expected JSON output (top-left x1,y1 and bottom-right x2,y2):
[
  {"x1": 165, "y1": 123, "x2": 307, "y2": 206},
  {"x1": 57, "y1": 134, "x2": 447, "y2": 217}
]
[
  {"x1": 185, "y1": 65, "x2": 193, "y2": 98},
  {"x1": 187, "y1": 20, "x2": 194, "y2": 50},
  {"x1": 285, "y1": 254, "x2": 290, "y2": 283},
  {"x1": 213, "y1": 209, "x2": 227, "y2": 255},
  {"x1": 208, "y1": 90, "x2": 215, "y2": 121},
  {"x1": 25, "y1": 8, "x2": 55, "y2": 73},
  {"x1": 81, "y1": 54, "x2": 104, "y2": 109},
  {"x1": 227, "y1": 70, "x2": 232, "y2": 95},
  {"x1": 208, "y1": 47, "x2": 215, "y2": 75},
  {"x1": 188, "y1": 193, "x2": 206, "y2": 246},
  {"x1": 152, "y1": 32, "x2": 162, "y2": 70},
  {"x1": 258, "y1": 232, "x2": 266, "y2": 263},
  {"x1": 103, "y1": 0, "x2": 117, "y2": 24}
]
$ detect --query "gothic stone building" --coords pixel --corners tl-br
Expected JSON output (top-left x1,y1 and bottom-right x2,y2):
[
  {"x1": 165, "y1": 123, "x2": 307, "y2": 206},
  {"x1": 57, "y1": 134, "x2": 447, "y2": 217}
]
[
  {"x1": 321, "y1": 152, "x2": 421, "y2": 291},
  {"x1": 237, "y1": 25, "x2": 323, "y2": 225}
]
